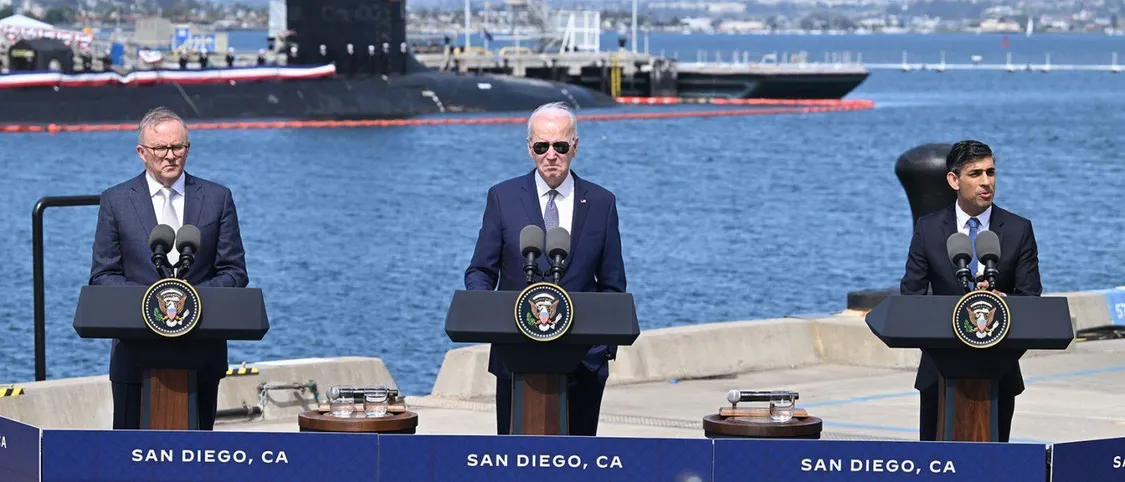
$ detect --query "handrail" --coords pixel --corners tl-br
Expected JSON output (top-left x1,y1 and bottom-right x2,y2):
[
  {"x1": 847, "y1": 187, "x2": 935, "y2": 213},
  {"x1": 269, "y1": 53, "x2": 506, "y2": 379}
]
[{"x1": 32, "y1": 195, "x2": 100, "y2": 381}]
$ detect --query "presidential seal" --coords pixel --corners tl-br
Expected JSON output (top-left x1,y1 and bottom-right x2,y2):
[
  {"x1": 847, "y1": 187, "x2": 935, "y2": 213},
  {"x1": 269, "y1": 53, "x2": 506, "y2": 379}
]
[
  {"x1": 141, "y1": 278, "x2": 202, "y2": 338},
  {"x1": 514, "y1": 282, "x2": 574, "y2": 342},
  {"x1": 952, "y1": 290, "x2": 1011, "y2": 348}
]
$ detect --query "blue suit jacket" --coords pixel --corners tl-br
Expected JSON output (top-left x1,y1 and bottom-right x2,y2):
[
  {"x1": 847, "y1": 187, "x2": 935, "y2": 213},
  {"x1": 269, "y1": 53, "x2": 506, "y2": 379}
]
[
  {"x1": 900, "y1": 203, "x2": 1041, "y2": 395},
  {"x1": 465, "y1": 170, "x2": 627, "y2": 380},
  {"x1": 90, "y1": 172, "x2": 249, "y2": 383}
]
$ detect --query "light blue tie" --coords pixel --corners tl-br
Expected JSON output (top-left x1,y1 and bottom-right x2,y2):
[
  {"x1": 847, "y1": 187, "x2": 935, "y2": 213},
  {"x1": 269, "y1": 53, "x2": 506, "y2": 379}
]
[
  {"x1": 968, "y1": 217, "x2": 981, "y2": 279},
  {"x1": 544, "y1": 190, "x2": 559, "y2": 231}
]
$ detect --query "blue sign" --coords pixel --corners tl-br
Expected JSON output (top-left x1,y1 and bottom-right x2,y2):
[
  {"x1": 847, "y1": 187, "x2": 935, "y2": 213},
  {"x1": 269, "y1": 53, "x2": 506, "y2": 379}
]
[
  {"x1": 110, "y1": 42, "x2": 125, "y2": 65},
  {"x1": 714, "y1": 439, "x2": 1046, "y2": 481},
  {"x1": 0, "y1": 416, "x2": 40, "y2": 482},
  {"x1": 1107, "y1": 289, "x2": 1125, "y2": 325},
  {"x1": 379, "y1": 434, "x2": 712, "y2": 481},
  {"x1": 41, "y1": 429, "x2": 377, "y2": 481},
  {"x1": 171, "y1": 27, "x2": 190, "y2": 49},
  {"x1": 1052, "y1": 437, "x2": 1125, "y2": 481},
  {"x1": 194, "y1": 34, "x2": 217, "y2": 52}
]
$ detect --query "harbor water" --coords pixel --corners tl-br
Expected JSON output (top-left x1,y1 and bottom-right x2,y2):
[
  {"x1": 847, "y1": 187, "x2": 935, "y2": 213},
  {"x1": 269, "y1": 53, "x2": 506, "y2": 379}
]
[{"x1": 0, "y1": 33, "x2": 1122, "y2": 395}]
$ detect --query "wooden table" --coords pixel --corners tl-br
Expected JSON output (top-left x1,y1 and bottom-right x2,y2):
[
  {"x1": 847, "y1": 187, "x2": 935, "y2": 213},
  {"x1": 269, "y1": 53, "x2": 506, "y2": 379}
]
[
  {"x1": 297, "y1": 411, "x2": 418, "y2": 434},
  {"x1": 702, "y1": 414, "x2": 823, "y2": 439}
]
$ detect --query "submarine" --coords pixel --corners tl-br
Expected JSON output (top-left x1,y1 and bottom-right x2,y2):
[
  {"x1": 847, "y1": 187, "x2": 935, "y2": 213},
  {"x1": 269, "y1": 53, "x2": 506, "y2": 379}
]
[{"x1": 0, "y1": 0, "x2": 617, "y2": 126}]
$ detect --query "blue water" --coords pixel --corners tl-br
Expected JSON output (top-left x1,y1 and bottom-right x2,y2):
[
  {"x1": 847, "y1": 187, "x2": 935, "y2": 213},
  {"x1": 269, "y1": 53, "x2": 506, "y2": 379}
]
[{"x1": 1, "y1": 34, "x2": 1123, "y2": 395}]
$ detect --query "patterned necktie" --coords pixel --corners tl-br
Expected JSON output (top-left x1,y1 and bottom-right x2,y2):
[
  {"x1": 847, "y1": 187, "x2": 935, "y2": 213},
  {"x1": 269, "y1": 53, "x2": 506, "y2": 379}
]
[
  {"x1": 968, "y1": 217, "x2": 981, "y2": 279},
  {"x1": 544, "y1": 189, "x2": 559, "y2": 231},
  {"x1": 162, "y1": 187, "x2": 180, "y2": 265}
]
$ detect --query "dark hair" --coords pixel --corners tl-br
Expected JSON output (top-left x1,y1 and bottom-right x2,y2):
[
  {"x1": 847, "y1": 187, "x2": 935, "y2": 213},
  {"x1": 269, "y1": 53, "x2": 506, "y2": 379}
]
[{"x1": 945, "y1": 140, "x2": 993, "y2": 174}]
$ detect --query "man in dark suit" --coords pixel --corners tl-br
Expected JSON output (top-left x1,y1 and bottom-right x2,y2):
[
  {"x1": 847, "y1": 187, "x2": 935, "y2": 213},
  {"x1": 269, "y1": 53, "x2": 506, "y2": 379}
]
[
  {"x1": 465, "y1": 101, "x2": 627, "y2": 436},
  {"x1": 90, "y1": 106, "x2": 249, "y2": 430},
  {"x1": 900, "y1": 139, "x2": 1042, "y2": 442}
]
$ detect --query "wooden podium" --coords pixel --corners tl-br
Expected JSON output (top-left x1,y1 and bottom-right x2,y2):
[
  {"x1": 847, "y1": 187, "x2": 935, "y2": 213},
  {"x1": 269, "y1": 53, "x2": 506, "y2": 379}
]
[
  {"x1": 73, "y1": 285, "x2": 269, "y2": 430},
  {"x1": 444, "y1": 289, "x2": 639, "y2": 435},
  {"x1": 865, "y1": 294, "x2": 1073, "y2": 441}
]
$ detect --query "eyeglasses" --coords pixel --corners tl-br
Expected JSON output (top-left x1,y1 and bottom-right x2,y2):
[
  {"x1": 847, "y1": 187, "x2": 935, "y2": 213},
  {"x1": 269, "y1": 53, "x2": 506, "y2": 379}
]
[
  {"x1": 531, "y1": 141, "x2": 571, "y2": 155},
  {"x1": 143, "y1": 143, "x2": 190, "y2": 158}
]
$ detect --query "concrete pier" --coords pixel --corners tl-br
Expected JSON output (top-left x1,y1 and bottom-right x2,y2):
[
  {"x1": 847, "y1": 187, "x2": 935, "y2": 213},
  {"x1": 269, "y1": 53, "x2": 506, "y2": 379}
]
[
  {"x1": 2, "y1": 289, "x2": 1122, "y2": 443},
  {"x1": 412, "y1": 50, "x2": 867, "y2": 78}
]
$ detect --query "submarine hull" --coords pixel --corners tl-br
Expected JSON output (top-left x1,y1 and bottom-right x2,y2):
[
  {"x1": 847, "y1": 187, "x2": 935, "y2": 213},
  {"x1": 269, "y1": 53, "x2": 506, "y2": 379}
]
[{"x1": 0, "y1": 71, "x2": 616, "y2": 125}]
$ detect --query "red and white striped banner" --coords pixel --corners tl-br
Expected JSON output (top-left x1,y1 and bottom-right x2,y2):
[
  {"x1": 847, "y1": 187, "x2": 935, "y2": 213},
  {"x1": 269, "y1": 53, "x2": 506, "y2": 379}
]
[
  {"x1": 1, "y1": 25, "x2": 94, "y2": 45},
  {"x1": 0, "y1": 64, "x2": 337, "y2": 89}
]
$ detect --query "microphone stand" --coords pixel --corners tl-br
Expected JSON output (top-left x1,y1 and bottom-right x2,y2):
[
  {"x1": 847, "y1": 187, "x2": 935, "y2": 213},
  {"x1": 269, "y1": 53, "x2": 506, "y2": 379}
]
[
  {"x1": 522, "y1": 248, "x2": 542, "y2": 286},
  {"x1": 982, "y1": 263, "x2": 999, "y2": 292},
  {"x1": 174, "y1": 249, "x2": 195, "y2": 280},
  {"x1": 546, "y1": 261, "x2": 566, "y2": 285},
  {"x1": 151, "y1": 251, "x2": 170, "y2": 279},
  {"x1": 955, "y1": 267, "x2": 973, "y2": 293},
  {"x1": 523, "y1": 265, "x2": 541, "y2": 286},
  {"x1": 174, "y1": 259, "x2": 193, "y2": 280}
]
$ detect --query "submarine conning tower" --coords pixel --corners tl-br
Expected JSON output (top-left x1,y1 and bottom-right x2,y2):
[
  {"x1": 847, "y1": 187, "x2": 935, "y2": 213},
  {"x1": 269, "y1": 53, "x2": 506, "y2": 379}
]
[{"x1": 284, "y1": 0, "x2": 413, "y2": 76}]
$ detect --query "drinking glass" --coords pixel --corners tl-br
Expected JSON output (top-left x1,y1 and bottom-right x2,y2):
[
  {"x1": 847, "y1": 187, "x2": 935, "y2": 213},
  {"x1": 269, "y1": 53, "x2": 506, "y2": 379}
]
[
  {"x1": 328, "y1": 386, "x2": 355, "y2": 417},
  {"x1": 769, "y1": 392, "x2": 795, "y2": 422},
  {"x1": 364, "y1": 387, "x2": 389, "y2": 417}
]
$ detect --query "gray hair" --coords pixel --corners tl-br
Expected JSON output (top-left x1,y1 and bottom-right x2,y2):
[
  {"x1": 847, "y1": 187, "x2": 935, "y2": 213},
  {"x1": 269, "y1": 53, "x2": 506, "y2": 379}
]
[
  {"x1": 527, "y1": 101, "x2": 577, "y2": 139},
  {"x1": 137, "y1": 106, "x2": 187, "y2": 144}
]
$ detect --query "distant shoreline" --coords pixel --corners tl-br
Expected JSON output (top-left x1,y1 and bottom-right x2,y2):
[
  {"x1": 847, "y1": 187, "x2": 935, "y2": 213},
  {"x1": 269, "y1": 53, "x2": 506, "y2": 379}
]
[{"x1": 70, "y1": 26, "x2": 1122, "y2": 37}]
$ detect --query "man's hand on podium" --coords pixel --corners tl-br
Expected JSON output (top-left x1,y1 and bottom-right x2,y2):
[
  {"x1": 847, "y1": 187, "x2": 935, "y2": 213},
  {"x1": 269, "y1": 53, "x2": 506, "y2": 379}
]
[{"x1": 975, "y1": 280, "x2": 1008, "y2": 297}]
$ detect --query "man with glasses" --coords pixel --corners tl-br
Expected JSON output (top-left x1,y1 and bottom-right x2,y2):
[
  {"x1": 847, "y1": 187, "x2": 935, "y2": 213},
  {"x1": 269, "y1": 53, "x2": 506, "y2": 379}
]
[
  {"x1": 465, "y1": 101, "x2": 627, "y2": 436},
  {"x1": 90, "y1": 106, "x2": 249, "y2": 430}
]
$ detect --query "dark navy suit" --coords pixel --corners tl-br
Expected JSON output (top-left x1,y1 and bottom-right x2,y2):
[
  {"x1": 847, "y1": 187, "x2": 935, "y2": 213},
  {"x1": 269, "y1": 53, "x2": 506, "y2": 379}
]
[
  {"x1": 465, "y1": 169, "x2": 627, "y2": 435},
  {"x1": 90, "y1": 172, "x2": 248, "y2": 430},
  {"x1": 900, "y1": 203, "x2": 1041, "y2": 442}
]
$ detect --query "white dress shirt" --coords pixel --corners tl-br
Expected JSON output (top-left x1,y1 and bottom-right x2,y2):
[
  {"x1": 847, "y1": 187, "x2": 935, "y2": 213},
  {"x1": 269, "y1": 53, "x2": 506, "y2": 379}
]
[
  {"x1": 954, "y1": 203, "x2": 992, "y2": 277},
  {"x1": 146, "y1": 171, "x2": 186, "y2": 265},
  {"x1": 534, "y1": 169, "x2": 574, "y2": 234}
]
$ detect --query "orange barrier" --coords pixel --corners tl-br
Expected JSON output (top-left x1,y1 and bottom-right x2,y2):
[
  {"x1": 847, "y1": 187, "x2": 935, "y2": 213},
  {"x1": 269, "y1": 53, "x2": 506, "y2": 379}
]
[
  {"x1": 0, "y1": 98, "x2": 874, "y2": 134},
  {"x1": 614, "y1": 96, "x2": 876, "y2": 108}
]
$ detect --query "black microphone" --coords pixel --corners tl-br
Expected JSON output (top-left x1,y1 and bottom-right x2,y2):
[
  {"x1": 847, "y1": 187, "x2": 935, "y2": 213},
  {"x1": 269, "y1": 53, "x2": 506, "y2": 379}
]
[
  {"x1": 974, "y1": 230, "x2": 1002, "y2": 291},
  {"x1": 148, "y1": 224, "x2": 176, "y2": 279},
  {"x1": 726, "y1": 390, "x2": 800, "y2": 404},
  {"x1": 545, "y1": 227, "x2": 570, "y2": 285},
  {"x1": 945, "y1": 232, "x2": 974, "y2": 293},
  {"x1": 174, "y1": 225, "x2": 201, "y2": 279},
  {"x1": 519, "y1": 225, "x2": 545, "y2": 285}
]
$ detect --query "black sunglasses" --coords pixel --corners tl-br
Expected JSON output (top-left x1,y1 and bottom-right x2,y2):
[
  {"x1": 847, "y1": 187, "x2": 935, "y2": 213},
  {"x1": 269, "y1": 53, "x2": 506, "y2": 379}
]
[{"x1": 531, "y1": 141, "x2": 571, "y2": 155}]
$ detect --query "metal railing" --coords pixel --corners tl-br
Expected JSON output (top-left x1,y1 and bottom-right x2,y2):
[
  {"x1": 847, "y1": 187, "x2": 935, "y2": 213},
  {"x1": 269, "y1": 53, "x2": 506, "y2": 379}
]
[
  {"x1": 688, "y1": 49, "x2": 864, "y2": 66},
  {"x1": 32, "y1": 195, "x2": 100, "y2": 381}
]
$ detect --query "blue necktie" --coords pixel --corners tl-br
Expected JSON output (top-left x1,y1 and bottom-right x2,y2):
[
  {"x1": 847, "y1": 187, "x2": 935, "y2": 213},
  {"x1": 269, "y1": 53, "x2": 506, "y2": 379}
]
[
  {"x1": 968, "y1": 217, "x2": 981, "y2": 280},
  {"x1": 544, "y1": 190, "x2": 559, "y2": 231}
]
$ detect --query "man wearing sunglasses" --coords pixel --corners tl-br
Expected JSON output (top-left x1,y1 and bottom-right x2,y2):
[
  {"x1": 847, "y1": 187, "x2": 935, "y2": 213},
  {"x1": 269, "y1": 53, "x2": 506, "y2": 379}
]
[
  {"x1": 89, "y1": 106, "x2": 249, "y2": 430},
  {"x1": 465, "y1": 101, "x2": 627, "y2": 436}
]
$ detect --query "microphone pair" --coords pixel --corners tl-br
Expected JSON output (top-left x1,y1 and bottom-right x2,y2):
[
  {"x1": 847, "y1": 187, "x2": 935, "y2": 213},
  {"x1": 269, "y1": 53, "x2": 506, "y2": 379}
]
[
  {"x1": 945, "y1": 230, "x2": 1000, "y2": 292},
  {"x1": 148, "y1": 224, "x2": 201, "y2": 280},
  {"x1": 519, "y1": 225, "x2": 570, "y2": 285}
]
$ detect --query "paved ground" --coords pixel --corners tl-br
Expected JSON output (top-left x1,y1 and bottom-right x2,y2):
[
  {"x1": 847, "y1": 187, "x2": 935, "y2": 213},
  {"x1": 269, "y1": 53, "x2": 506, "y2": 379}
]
[{"x1": 219, "y1": 339, "x2": 1125, "y2": 443}]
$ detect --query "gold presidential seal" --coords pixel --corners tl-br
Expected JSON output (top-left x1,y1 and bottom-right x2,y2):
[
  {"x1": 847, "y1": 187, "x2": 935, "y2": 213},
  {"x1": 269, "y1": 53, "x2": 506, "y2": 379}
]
[
  {"x1": 952, "y1": 290, "x2": 1011, "y2": 348},
  {"x1": 141, "y1": 278, "x2": 202, "y2": 337},
  {"x1": 514, "y1": 282, "x2": 574, "y2": 342}
]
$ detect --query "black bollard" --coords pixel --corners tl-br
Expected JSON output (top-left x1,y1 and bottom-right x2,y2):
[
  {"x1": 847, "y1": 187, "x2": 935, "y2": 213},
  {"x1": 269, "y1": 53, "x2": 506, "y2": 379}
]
[
  {"x1": 846, "y1": 143, "x2": 955, "y2": 312},
  {"x1": 894, "y1": 143, "x2": 957, "y2": 228}
]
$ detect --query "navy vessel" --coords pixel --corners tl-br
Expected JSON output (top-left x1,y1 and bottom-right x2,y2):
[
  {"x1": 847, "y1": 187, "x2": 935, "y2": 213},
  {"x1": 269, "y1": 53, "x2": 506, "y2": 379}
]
[
  {"x1": 0, "y1": 0, "x2": 618, "y2": 125},
  {"x1": 408, "y1": 2, "x2": 868, "y2": 101},
  {"x1": 0, "y1": 0, "x2": 867, "y2": 126}
]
